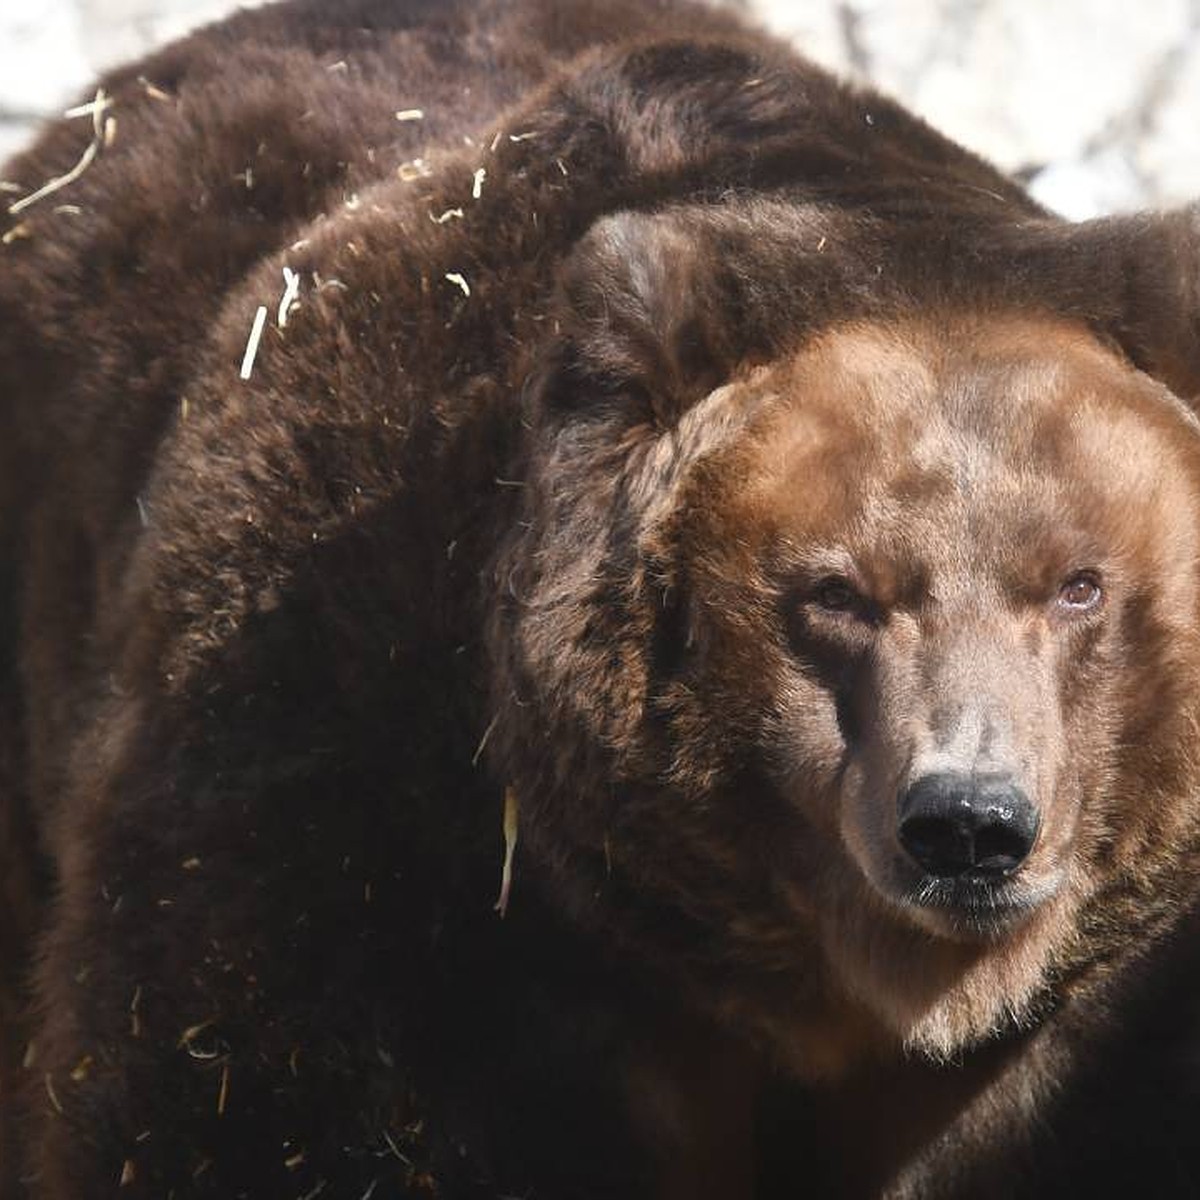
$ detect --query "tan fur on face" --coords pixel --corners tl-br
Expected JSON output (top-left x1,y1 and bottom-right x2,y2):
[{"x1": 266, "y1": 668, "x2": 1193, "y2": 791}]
[{"x1": 690, "y1": 314, "x2": 1200, "y2": 1057}]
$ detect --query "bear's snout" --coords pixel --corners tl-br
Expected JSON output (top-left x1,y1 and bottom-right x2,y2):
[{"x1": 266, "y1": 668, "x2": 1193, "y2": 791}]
[{"x1": 897, "y1": 772, "x2": 1039, "y2": 880}]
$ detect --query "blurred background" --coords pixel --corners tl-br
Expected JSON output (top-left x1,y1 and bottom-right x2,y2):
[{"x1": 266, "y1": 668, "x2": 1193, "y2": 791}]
[{"x1": 2, "y1": 0, "x2": 1199, "y2": 220}]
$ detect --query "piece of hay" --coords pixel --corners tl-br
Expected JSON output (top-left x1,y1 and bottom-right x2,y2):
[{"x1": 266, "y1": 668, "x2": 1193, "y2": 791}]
[
  {"x1": 494, "y1": 786, "x2": 519, "y2": 917},
  {"x1": 63, "y1": 94, "x2": 113, "y2": 121},
  {"x1": 472, "y1": 712, "x2": 499, "y2": 767},
  {"x1": 8, "y1": 142, "x2": 98, "y2": 217},
  {"x1": 44, "y1": 1072, "x2": 63, "y2": 1115},
  {"x1": 277, "y1": 266, "x2": 301, "y2": 328},
  {"x1": 397, "y1": 158, "x2": 431, "y2": 182},
  {"x1": 137, "y1": 76, "x2": 172, "y2": 102},
  {"x1": 179, "y1": 1019, "x2": 219, "y2": 1056},
  {"x1": 9, "y1": 88, "x2": 111, "y2": 217},
  {"x1": 130, "y1": 985, "x2": 143, "y2": 1038},
  {"x1": 444, "y1": 272, "x2": 470, "y2": 297},
  {"x1": 239, "y1": 305, "x2": 269, "y2": 379},
  {"x1": 395, "y1": 108, "x2": 425, "y2": 122},
  {"x1": 472, "y1": 167, "x2": 486, "y2": 199}
]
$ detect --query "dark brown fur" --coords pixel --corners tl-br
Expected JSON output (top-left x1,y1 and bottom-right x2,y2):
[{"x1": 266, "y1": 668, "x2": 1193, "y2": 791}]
[{"x1": 4, "y1": 1, "x2": 1200, "y2": 1196}]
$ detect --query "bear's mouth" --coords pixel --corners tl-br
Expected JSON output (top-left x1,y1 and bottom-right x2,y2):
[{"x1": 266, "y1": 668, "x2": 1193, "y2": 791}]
[{"x1": 898, "y1": 873, "x2": 1060, "y2": 939}]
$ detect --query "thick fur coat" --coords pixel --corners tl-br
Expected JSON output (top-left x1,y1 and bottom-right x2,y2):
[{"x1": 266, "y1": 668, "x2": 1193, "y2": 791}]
[{"x1": 4, "y1": 1, "x2": 1200, "y2": 1196}]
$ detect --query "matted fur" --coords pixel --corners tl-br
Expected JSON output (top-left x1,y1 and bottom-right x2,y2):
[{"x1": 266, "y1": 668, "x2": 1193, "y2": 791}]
[{"x1": 3, "y1": 1, "x2": 1200, "y2": 1197}]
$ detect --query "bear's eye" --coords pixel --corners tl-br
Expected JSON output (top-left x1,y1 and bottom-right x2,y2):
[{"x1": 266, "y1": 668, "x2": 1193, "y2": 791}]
[
  {"x1": 1057, "y1": 571, "x2": 1103, "y2": 612},
  {"x1": 813, "y1": 577, "x2": 861, "y2": 613}
]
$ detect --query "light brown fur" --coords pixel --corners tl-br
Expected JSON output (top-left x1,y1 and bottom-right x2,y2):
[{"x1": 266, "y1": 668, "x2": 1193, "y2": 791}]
[{"x1": 664, "y1": 316, "x2": 1200, "y2": 1062}]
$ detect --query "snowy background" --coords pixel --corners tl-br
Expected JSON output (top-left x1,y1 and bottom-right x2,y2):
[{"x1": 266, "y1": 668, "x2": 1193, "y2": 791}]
[{"x1": 2, "y1": 0, "x2": 1199, "y2": 221}]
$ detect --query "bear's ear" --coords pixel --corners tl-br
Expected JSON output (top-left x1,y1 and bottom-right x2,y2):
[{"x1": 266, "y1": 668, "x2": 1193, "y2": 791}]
[
  {"x1": 544, "y1": 211, "x2": 741, "y2": 430},
  {"x1": 1036, "y1": 205, "x2": 1200, "y2": 403},
  {"x1": 1117, "y1": 205, "x2": 1200, "y2": 402}
]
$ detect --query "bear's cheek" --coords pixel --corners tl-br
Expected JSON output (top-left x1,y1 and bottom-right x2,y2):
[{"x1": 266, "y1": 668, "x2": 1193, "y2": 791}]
[
  {"x1": 1067, "y1": 591, "x2": 1200, "y2": 870},
  {"x1": 760, "y1": 668, "x2": 852, "y2": 837}
]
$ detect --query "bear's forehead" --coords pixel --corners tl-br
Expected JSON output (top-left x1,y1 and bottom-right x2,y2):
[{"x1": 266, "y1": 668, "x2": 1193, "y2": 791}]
[
  {"x1": 729, "y1": 314, "x2": 1200, "y2": 577},
  {"x1": 752, "y1": 314, "x2": 1191, "y2": 490}
]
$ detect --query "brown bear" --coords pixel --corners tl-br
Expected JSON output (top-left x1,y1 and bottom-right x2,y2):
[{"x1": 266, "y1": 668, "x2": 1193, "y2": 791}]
[{"x1": 3, "y1": 0, "x2": 1200, "y2": 1196}]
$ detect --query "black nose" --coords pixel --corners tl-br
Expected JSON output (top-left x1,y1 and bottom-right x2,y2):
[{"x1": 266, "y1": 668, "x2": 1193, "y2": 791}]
[{"x1": 897, "y1": 773, "x2": 1039, "y2": 880}]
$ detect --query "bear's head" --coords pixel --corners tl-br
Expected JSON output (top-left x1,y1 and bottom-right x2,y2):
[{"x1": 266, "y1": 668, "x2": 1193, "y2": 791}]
[{"x1": 490, "y1": 201, "x2": 1200, "y2": 1069}]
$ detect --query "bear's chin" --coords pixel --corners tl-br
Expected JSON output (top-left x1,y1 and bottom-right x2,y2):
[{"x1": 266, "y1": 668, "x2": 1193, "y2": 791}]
[{"x1": 816, "y1": 880, "x2": 1079, "y2": 1063}]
